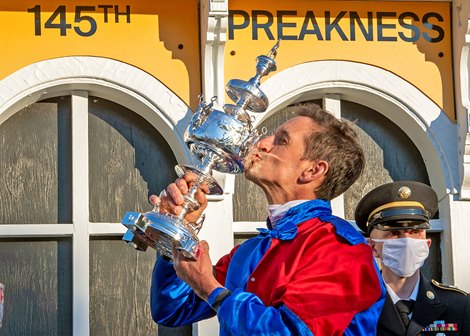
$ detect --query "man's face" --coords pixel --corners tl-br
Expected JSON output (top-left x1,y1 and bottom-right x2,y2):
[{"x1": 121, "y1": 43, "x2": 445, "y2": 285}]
[
  {"x1": 369, "y1": 227, "x2": 431, "y2": 261},
  {"x1": 244, "y1": 116, "x2": 317, "y2": 195}
]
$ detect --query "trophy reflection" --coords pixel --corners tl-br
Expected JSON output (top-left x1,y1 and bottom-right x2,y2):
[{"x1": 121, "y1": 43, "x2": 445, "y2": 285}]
[{"x1": 121, "y1": 42, "x2": 280, "y2": 260}]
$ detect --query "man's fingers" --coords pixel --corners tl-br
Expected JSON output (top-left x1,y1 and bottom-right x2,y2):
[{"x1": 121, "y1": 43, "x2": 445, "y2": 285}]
[
  {"x1": 167, "y1": 183, "x2": 185, "y2": 205},
  {"x1": 148, "y1": 172, "x2": 209, "y2": 222},
  {"x1": 194, "y1": 188, "x2": 208, "y2": 206},
  {"x1": 182, "y1": 171, "x2": 199, "y2": 182},
  {"x1": 149, "y1": 194, "x2": 159, "y2": 206},
  {"x1": 175, "y1": 178, "x2": 190, "y2": 194},
  {"x1": 198, "y1": 240, "x2": 210, "y2": 255}
]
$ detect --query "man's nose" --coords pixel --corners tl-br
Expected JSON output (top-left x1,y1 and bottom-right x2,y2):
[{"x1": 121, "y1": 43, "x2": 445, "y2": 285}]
[{"x1": 256, "y1": 135, "x2": 274, "y2": 152}]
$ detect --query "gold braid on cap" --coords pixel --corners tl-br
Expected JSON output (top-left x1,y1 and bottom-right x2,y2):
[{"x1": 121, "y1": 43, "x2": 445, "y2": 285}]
[{"x1": 367, "y1": 201, "x2": 425, "y2": 227}]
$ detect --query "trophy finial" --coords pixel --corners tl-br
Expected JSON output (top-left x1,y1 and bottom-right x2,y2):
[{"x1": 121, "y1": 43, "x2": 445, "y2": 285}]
[
  {"x1": 225, "y1": 41, "x2": 281, "y2": 114},
  {"x1": 267, "y1": 40, "x2": 280, "y2": 59}
]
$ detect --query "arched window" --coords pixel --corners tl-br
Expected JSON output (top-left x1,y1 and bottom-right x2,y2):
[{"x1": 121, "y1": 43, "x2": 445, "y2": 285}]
[{"x1": 0, "y1": 94, "x2": 180, "y2": 335}]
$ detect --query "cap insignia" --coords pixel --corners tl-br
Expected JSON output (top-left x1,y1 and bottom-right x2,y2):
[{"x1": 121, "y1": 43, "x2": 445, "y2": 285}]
[{"x1": 398, "y1": 186, "x2": 411, "y2": 199}]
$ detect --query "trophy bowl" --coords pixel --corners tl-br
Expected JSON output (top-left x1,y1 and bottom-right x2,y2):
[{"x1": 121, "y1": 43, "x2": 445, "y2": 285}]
[
  {"x1": 121, "y1": 41, "x2": 280, "y2": 260},
  {"x1": 185, "y1": 105, "x2": 259, "y2": 174}
]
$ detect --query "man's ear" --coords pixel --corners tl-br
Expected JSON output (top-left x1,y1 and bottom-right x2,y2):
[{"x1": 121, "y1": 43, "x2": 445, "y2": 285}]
[
  {"x1": 299, "y1": 160, "x2": 328, "y2": 183},
  {"x1": 367, "y1": 238, "x2": 381, "y2": 258},
  {"x1": 426, "y1": 238, "x2": 432, "y2": 249}
]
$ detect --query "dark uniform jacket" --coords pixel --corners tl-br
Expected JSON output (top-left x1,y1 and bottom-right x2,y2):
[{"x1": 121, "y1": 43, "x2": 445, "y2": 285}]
[{"x1": 377, "y1": 274, "x2": 470, "y2": 335}]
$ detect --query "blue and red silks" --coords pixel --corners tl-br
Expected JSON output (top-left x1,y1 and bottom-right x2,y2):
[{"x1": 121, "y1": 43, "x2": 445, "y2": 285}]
[{"x1": 151, "y1": 199, "x2": 385, "y2": 335}]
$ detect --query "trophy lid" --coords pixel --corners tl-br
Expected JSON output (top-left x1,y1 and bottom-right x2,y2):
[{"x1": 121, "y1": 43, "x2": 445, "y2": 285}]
[{"x1": 225, "y1": 40, "x2": 280, "y2": 113}]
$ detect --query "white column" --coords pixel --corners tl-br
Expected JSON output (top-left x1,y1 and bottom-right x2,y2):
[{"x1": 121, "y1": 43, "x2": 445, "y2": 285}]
[
  {"x1": 446, "y1": 198, "x2": 470, "y2": 292},
  {"x1": 323, "y1": 94, "x2": 345, "y2": 218},
  {"x1": 451, "y1": 0, "x2": 470, "y2": 290},
  {"x1": 71, "y1": 91, "x2": 90, "y2": 336},
  {"x1": 196, "y1": 1, "x2": 230, "y2": 335},
  {"x1": 194, "y1": 195, "x2": 234, "y2": 336}
]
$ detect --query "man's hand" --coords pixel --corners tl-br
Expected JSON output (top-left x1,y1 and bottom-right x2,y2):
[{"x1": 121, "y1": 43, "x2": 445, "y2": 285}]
[
  {"x1": 173, "y1": 240, "x2": 222, "y2": 301},
  {"x1": 149, "y1": 172, "x2": 209, "y2": 224}
]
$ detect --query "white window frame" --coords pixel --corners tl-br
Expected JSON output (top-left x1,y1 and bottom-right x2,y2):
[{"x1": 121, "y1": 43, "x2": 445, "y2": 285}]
[{"x1": 0, "y1": 57, "x2": 196, "y2": 336}]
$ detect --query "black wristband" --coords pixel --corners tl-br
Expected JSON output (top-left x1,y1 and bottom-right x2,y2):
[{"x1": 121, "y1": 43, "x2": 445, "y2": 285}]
[{"x1": 211, "y1": 288, "x2": 232, "y2": 313}]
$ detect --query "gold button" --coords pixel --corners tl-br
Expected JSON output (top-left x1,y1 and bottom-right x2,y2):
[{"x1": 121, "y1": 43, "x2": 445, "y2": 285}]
[{"x1": 426, "y1": 291, "x2": 435, "y2": 299}]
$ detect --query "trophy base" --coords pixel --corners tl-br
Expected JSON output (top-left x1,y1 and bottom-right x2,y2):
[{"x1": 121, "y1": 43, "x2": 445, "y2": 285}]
[{"x1": 122, "y1": 211, "x2": 200, "y2": 260}]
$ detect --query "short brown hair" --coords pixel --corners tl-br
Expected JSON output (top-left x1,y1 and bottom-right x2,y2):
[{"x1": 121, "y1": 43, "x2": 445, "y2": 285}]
[{"x1": 294, "y1": 104, "x2": 364, "y2": 200}]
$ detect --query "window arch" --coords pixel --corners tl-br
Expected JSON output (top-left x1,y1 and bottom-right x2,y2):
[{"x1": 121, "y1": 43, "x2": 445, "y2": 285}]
[{"x1": 0, "y1": 57, "x2": 194, "y2": 335}]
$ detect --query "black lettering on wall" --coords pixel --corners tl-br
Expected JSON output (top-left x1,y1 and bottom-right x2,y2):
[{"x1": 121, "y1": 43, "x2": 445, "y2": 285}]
[
  {"x1": 377, "y1": 12, "x2": 397, "y2": 41},
  {"x1": 228, "y1": 10, "x2": 249, "y2": 40},
  {"x1": 27, "y1": 4, "x2": 131, "y2": 37},
  {"x1": 299, "y1": 11, "x2": 323, "y2": 40},
  {"x1": 252, "y1": 10, "x2": 274, "y2": 40},
  {"x1": 74, "y1": 6, "x2": 97, "y2": 37},
  {"x1": 114, "y1": 5, "x2": 130, "y2": 23},
  {"x1": 227, "y1": 9, "x2": 446, "y2": 43},
  {"x1": 277, "y1": 10, "x2": 297, "y2": 40},
  {"x1": 398, "y1": 12, "x2": 420, "y2": 42},
  {"x1": 422, "y1": 12, "x2": 444, "y2": 43},
  {"x1": 44, "y1": 5, "x2": 71, "y2": 36},
  {"x1": 350, "y1": 11, "x2": 373, "y2": 41},
  {"x1": 325, "y1": 11, "x2": 348, "y2": 41},
  {"x1": 97, "y1": 5, "x2": 113, "y2": 23}
]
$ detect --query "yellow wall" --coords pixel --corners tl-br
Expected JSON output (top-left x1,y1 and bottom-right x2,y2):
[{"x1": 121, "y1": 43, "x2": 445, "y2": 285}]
[
  {"x1": 0, "y1": 1, "x2": 455, "y2": 120},
  {"x1": 0, "y1": 0, "x2": 201, "y2": 109},
  {"x1": 225, "y1": 1, "x2": 454, "y2": 121}
]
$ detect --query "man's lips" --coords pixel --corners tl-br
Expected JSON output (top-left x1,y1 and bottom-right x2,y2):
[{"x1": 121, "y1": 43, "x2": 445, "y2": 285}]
[{"x1": 243, "y1": 151, "x2": 263, "y2": 169}]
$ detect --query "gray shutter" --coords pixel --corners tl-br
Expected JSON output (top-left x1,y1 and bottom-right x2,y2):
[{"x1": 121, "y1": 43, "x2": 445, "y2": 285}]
[
  {"x1": 87, "y1": 97, "x2": 187, "y2": 335},
  {"x1": 0, "y1": 98, "x2": 73, "y2": 335}
]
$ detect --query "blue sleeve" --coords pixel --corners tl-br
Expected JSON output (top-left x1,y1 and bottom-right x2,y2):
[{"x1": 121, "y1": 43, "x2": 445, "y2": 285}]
[
  {"x1": 216, "y1": 288, "x2": 313, "y2": 336},
  {"x1": 150, "y1": 257, "x2": 216, "y2": 326}
]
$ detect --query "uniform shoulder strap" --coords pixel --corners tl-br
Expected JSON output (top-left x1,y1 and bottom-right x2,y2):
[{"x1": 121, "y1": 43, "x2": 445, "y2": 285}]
[{"x1": 431, "y1": 279, "x2": 468, "y2": 296}]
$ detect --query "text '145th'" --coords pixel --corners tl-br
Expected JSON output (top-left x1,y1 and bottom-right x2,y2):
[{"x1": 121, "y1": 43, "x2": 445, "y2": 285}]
[{"x1": 27, "y1": 5, "x2": 131, "y2": 37}]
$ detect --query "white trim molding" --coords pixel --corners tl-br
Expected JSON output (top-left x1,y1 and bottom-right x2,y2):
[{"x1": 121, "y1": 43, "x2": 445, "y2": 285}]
[
  {"x1": 451, "y1": 0, "x2": 470, "y2": 291},
  {"x1": 454, "y1": 0, "x2": 470, "y2": 199},
  {"x1": 200, "y1": 0, "x2": 228, "y2": 101},
  {"x1": 0, "y1": 56, "x2": 194, "y2": 165}
]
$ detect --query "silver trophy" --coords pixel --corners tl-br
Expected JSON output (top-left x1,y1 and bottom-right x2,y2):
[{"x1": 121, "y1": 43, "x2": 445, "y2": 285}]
[{"x1": 121, "y1": 41, "x2": 280, "y2": 259}]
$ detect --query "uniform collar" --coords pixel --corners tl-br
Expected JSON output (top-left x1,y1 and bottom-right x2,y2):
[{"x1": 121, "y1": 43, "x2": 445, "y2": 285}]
[{"x1": 384, "y1": 275, "x2": 420, "y2": 304}]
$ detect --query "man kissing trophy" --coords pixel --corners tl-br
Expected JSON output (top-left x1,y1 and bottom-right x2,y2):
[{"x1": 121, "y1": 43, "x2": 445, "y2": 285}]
[{"x1": 121, "y1": 41, "x2": 280, "y2": 260}]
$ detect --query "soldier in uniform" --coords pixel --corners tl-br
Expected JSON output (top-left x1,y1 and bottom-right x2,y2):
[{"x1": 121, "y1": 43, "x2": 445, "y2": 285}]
[{"x1": 355, "y1": 181, "x2": 470, "y2": 335}]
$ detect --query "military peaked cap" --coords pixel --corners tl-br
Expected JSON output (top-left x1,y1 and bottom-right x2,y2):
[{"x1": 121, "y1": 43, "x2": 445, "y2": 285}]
[{"x1": 355, "y1": 181, "x2": 438, "y2": 235}]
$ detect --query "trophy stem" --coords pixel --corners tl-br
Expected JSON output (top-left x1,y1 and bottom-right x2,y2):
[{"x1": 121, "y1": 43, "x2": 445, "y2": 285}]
[{"x1": 177, "y1": 154, "x2": 217, "y2": 221}]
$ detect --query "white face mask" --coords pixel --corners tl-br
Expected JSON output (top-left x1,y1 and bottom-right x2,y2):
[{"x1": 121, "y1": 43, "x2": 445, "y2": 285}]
[{"x1": 372, "y1": 237, "x2": 429, "y2": 277}]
